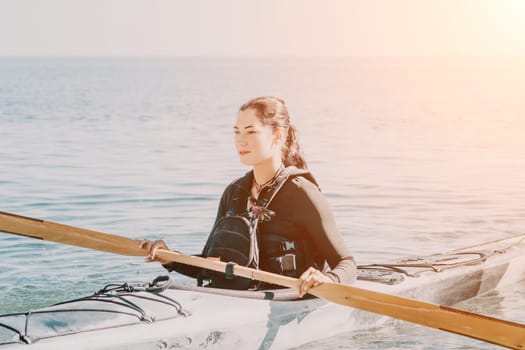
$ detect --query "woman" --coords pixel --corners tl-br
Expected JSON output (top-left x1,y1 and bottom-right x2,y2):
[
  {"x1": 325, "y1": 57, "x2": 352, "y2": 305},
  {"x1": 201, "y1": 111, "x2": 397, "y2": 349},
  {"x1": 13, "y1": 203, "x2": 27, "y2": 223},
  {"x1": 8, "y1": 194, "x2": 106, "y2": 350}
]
[{"x1": 141, "y1": 96, "x2": 356, "y2": 297}]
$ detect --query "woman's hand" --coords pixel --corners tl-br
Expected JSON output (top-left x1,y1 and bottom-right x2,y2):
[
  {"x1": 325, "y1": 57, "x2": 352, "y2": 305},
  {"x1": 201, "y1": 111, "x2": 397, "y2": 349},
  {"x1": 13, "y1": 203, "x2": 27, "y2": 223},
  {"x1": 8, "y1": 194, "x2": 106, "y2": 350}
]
[
  {"x1": 297, "y1": 267, "x2": 333, "y2": 297},
  {"x1": 139, "y1": 239, "x2": 171, "y2": 264}
]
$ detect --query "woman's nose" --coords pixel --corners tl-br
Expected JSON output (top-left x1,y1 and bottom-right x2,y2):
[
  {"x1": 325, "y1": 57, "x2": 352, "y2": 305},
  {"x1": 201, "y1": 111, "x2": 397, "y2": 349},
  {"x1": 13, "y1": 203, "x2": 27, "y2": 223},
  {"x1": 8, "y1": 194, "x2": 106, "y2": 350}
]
[{"x1": 236, "y1": 134, "x2": 247, "y2": 146}]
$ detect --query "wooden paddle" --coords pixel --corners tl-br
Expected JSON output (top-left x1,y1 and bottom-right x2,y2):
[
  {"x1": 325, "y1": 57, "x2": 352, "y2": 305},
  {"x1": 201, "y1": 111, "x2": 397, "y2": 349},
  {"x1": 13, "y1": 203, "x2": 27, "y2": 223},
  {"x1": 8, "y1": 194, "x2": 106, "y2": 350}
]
[{"x1": 1, "y1": 210, "x2": 524, "y2": 349}]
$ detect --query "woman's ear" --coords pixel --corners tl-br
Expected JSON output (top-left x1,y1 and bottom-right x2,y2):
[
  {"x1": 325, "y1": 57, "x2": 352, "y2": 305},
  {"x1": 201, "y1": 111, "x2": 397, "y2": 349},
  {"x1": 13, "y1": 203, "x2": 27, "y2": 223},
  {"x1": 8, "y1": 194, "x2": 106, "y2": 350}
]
[{"x1": 273, "y1": 126, "x2": 289, "y2": 145}]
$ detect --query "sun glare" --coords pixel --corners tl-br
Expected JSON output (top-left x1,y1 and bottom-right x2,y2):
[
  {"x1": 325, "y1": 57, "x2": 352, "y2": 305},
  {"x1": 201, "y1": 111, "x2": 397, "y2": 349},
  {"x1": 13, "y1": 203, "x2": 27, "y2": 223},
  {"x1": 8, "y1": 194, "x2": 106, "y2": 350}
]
[{"x1": 499, "y1": 0, "x2": 525, "y2": 30}]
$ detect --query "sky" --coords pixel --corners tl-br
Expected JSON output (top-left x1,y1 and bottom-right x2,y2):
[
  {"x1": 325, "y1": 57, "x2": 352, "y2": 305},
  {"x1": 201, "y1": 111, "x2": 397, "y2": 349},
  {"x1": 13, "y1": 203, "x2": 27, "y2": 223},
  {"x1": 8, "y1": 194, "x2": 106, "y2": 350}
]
[{"x1": 1, "y1": 0, "x2": 525, "y2": 57}]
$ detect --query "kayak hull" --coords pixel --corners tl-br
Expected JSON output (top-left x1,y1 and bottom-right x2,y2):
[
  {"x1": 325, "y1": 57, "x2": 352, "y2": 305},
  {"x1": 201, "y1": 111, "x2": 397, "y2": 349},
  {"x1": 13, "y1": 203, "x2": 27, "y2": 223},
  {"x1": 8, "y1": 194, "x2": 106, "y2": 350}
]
[{"x1": 2, "y1": 234, "x2": 525, "y2": 349}]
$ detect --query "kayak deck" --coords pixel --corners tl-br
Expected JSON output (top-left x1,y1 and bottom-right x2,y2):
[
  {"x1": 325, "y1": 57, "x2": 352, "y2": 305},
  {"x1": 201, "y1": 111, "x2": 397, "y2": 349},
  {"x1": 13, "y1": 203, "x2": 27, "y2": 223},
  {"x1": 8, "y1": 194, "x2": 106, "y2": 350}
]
[{"x1": 1, "y1": 233, "x2": 524, "y2": 349}]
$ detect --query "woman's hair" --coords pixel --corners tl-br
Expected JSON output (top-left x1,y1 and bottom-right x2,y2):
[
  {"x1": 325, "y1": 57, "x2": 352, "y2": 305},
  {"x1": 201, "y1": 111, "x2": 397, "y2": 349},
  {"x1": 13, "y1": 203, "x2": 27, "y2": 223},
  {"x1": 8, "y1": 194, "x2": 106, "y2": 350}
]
[{"x1": 239, "y1": 96, "x2": 307, "y2": 169}]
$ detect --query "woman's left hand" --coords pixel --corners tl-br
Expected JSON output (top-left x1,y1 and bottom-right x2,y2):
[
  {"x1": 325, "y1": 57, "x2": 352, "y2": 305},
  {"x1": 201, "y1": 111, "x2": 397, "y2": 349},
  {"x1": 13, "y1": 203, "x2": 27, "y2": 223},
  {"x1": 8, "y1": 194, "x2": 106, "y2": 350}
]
[{"x1": 298, "y1": 267, "x2": 332, "y2": 297}]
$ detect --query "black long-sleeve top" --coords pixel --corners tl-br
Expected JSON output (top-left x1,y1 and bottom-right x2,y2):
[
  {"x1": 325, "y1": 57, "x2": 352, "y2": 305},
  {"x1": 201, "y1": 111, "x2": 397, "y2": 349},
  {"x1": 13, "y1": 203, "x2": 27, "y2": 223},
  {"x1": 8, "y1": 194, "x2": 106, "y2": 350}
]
[{"x1": 163, "y1": 167, "x2": 357, "y2": 285}]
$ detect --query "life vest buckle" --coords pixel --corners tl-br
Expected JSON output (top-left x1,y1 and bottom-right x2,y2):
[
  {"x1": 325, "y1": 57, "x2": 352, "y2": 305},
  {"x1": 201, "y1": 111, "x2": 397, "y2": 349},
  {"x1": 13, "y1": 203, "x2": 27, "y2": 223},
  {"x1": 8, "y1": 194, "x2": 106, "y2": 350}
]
[
  {"x1": 279, "y1": 253, "x2": 297, "y2": 272},
  {"x1": 281, "y1": 240, "x2": 296, "y2": 252}
]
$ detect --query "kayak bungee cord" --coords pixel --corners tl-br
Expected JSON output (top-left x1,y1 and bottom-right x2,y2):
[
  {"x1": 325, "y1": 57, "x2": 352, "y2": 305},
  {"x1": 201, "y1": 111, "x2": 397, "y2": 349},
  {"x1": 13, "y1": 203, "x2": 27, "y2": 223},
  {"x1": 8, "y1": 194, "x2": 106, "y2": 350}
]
[
  {"x1": 358, "y1": 234, "x2": 525, "y2": 281},
  {"x1": 0, "y1": 277, "x2": 188, "y2": 346},
  {"x1": 358, "y1": 251, "x2": 487, "y2": 279}
]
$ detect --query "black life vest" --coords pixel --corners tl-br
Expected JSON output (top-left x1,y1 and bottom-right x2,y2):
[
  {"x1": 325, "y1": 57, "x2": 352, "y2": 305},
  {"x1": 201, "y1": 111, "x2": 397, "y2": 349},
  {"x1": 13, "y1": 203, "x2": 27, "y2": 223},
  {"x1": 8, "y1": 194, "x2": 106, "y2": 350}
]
[{"x1": 198, "y1": 166, "x2": 320, "y2": 290}]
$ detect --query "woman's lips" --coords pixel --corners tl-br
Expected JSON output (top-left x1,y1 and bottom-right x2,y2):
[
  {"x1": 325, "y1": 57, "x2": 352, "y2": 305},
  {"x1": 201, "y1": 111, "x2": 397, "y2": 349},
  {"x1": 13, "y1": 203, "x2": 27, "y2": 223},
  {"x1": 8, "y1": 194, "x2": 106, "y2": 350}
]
[{"x1": 239, "y1": 150, "x2": 250, "y2": 155}]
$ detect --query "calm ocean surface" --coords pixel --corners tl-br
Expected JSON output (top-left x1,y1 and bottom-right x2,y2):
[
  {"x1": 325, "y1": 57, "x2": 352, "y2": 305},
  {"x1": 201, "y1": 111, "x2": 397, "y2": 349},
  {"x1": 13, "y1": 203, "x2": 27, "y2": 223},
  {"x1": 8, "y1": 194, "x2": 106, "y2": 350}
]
[{"x1": 1, "y1": 57, "x2": 524, "y2": 349}]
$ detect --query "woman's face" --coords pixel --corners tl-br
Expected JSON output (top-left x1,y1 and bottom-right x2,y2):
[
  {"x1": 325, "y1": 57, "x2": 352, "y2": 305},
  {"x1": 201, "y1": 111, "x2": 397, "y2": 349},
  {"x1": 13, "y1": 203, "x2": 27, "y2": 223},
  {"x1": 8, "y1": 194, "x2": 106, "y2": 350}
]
[{"x1": 234, "y1": 108, "x2": 279, "y2": 166}]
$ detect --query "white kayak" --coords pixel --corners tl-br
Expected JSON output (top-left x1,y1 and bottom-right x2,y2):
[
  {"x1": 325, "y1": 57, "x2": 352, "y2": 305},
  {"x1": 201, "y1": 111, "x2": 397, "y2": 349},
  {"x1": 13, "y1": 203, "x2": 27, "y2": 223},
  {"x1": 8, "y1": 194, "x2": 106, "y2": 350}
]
[{"x1": 1, "y1": 233, "x2": 525, "y2": 350}]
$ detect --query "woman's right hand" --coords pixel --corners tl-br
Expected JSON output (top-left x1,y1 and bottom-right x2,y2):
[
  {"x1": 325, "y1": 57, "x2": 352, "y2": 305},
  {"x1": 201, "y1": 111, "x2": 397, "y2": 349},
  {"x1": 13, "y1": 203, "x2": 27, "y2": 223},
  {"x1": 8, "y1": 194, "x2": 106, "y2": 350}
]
[{"x1": 139, "y1": 239, "x2": 172, "y2": 264}]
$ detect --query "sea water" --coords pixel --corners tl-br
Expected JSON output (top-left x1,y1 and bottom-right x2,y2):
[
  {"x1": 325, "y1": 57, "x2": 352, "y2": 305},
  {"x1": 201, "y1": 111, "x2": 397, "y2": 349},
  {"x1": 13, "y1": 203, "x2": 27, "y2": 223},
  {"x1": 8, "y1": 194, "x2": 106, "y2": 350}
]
[{"x1": 1, "y1": 57, "x2": 524, "y2": 349}]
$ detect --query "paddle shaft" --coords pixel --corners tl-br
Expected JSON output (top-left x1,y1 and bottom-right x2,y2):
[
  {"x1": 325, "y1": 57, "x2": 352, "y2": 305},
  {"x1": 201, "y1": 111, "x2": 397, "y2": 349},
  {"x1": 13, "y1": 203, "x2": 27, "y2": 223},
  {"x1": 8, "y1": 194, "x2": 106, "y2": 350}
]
[{"x1": 1, "y1": 211, "x2": 524, "y2": 349}]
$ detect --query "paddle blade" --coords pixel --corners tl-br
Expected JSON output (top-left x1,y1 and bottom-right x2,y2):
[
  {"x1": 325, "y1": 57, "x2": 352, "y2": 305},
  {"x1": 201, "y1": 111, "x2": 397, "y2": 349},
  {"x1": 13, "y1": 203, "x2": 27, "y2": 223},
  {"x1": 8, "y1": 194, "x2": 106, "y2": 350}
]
[
  {"x1": 0, "y1": 211, "x2": 145, "y2": 256},
  {"x1": 310, "y1": 282, "x2": 525, "y2": 350}
]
